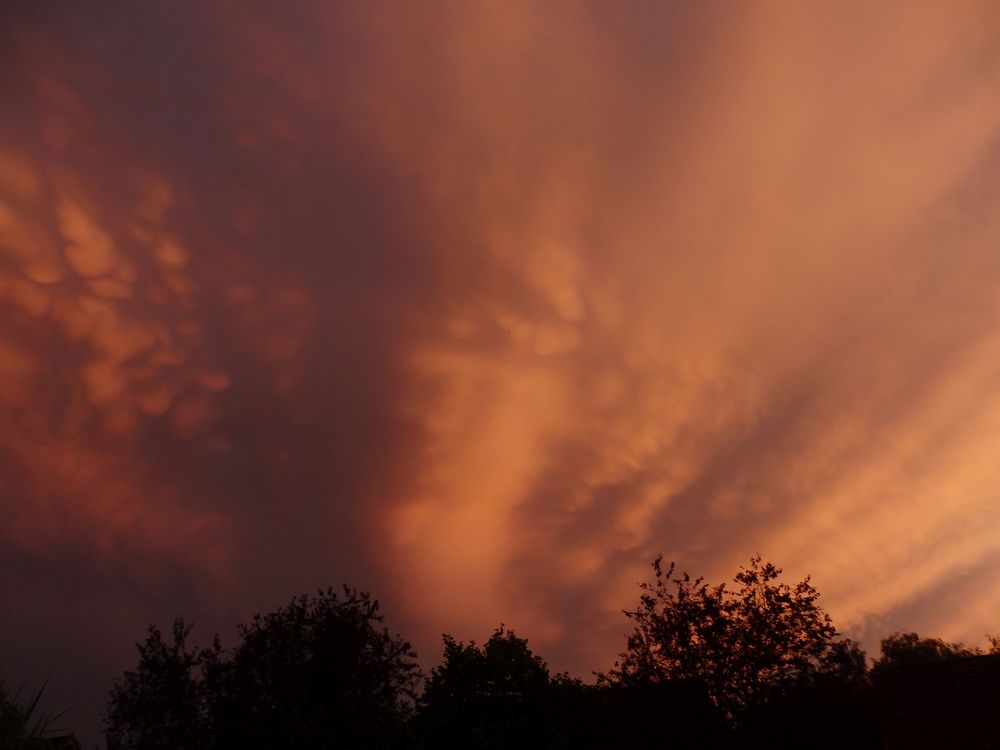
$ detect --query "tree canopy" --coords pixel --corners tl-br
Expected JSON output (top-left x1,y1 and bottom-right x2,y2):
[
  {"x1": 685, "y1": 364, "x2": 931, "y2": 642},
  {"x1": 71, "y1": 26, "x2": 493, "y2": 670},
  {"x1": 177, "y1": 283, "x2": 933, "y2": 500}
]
[
  {"x1": 105, "y1": 587, "x2": 420, "y2": 750},
  {"x1": 871, "y1": 631, "x2": 977, "y2": 674},
  {"x1": 607, "y1": 555, "x2": 866, "y2": 721},
  {"x1": 417, "y1": 626, "x2": 582, "y2": 749},
  {"x1": 105, "y1": 619, "x2": 209, "y2": 750},
  {"x1": 210, "y1": 587, "x2": 420, "y2": 748},
  {"x1": 103, "y1": 563, "x2": 1000, "y2": 749}
]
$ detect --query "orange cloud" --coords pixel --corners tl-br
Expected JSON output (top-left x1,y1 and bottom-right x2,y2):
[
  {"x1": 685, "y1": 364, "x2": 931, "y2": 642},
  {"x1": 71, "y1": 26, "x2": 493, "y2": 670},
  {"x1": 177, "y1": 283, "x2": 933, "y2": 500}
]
[
  {"x1": 6, "y1": 4, "x2": 1000, "y2": 743},
  {"x1": 358, "y1": 0, "x2": 1000, "y2": 665}
]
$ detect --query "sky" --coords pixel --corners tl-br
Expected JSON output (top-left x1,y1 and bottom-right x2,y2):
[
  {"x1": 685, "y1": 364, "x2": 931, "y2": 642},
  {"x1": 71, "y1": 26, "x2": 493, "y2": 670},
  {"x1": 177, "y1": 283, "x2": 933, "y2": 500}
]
[{"x1": 3, "y1": 0, "x2": 1000, "y2": 743}]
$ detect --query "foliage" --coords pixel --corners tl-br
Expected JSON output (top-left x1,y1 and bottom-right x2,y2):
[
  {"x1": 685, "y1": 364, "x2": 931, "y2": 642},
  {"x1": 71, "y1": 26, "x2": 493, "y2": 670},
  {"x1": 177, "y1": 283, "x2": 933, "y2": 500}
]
[
  {"x1": 105, "y1": 619, "x2": 212, "y2": 750},
  {"x1": 0, "y1": 676, "x2": 70, "y2": 750},
  {"x1": 105, "y1": 587, "x2": 420, "y2": 750},
  {"x1": 871, "y1": 631, "x2": 976, "y2": 674},
  {"x1": 105, "y1": 567, "x2": 1000, "y2": 748},
  {"x1": 607, "y1": 555, "x2": 864, "y2": 721},
  {"x1": 417, "y1": 626, "x2": 582, "y2": 749},
  {"x1": 209, "y1": 587, "x2": 420, "y2": 748},
  {"x1": 734, "y1": 638, "x2": 879, "y2": 749},
  {"x1": 871, "y1": 631, "x2": 1000, "y2": 675}
]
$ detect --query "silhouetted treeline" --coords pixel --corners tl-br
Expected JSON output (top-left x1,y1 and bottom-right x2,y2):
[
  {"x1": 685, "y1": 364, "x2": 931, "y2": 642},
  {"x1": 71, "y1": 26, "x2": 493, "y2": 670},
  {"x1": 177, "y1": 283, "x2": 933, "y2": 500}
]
[{"x1": 102, "y1": 560, "x2": 1000, "y2": 749}]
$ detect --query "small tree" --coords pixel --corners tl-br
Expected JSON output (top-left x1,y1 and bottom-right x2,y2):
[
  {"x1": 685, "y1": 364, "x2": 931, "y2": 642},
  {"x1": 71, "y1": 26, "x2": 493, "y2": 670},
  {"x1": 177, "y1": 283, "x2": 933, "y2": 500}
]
[{"x1": 608, "y1": 555, "x2": 864, "y2": 721}]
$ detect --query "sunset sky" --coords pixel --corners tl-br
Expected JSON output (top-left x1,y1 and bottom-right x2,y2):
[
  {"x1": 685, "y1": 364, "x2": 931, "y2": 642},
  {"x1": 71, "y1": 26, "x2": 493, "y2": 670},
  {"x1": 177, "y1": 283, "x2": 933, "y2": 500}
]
[{"x1": 4, "y1": 1, "x2": 1000, "y2": 742}]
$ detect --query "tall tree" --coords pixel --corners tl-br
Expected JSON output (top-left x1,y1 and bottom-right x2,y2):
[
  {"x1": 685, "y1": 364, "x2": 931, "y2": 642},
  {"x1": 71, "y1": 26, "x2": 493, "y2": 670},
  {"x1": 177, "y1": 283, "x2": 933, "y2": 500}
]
[{"x1": 608, "y1": 555, "x2": 864, "y2": 721}]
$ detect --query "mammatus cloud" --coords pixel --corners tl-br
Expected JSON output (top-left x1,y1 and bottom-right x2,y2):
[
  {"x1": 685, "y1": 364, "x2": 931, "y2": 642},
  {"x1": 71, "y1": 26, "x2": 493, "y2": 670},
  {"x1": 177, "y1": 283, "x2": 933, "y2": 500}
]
[
  {"x1": 0, "y1": 131, "x2": 234, "y2": 571},
  {"x1": 3, "y1": 1, "x2": 1000, "y2": 742}
]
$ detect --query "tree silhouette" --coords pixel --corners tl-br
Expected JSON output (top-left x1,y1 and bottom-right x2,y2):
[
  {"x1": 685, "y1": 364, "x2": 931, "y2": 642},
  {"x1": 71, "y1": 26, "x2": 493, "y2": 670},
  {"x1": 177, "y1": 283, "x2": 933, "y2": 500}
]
[
  {"x1": 105, "y1": 587, "x2": 420, "y2": 750},
  {"x1": 607, "y1": 555, "x2": 865, "y2": 723},
  {"x1": 871, "y1": 631, "x2": 975, "y2": 674},
  {"x1": 209, "y1": 587, "x2": 419, "y2": 749},
  {"x1": 105, "y1": 619, "x2": 211, "y2": 750},
  {"x1": 417, "y1": 626, "x2": 582, "y2": 749}
]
